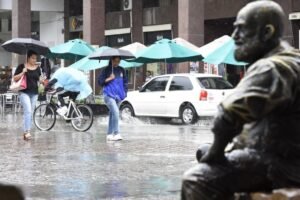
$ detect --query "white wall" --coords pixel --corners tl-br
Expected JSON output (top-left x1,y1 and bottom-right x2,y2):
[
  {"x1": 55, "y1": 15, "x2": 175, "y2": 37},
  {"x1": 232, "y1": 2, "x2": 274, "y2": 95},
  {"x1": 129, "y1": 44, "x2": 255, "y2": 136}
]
[
  {"x1": 0, "y1": 0, "x2": 11, "y2": 10},
  {"x1": 39, "y1": 11, "x2": 64, "y2": 47},
  {"x1": 0, "y1": 0, "x2": 64, "y2": 12},
  {"x1": 0, "y1": 31, "x2": 12, "y2": 66},
  {"x1": 0, "y1": 0, "x2": 64, "y2": 66},
  {"x1": 31, "y1": 0, "x2": 64, "y2": 12}
]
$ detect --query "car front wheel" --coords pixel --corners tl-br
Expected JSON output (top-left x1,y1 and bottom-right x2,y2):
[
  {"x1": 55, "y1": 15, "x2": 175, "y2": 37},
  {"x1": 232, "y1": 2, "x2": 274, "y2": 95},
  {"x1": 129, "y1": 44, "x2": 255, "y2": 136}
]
[
  {"x1": 120, "y1": 104, "x2": 134, "y2": 121},
  {"x1": 180, "y1": 104, "x2": 197, "y2": 125}
]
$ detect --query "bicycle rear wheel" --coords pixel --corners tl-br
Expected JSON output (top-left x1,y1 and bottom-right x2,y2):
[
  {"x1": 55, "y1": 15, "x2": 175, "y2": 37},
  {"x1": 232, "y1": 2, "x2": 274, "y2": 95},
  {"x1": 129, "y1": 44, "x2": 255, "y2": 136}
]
[
  {"x1": 71, "y1": 104, "x2": 93, "y2": 132},
  {"x1": 33, "y1": 104, "x2": 56, "y2": 131}
]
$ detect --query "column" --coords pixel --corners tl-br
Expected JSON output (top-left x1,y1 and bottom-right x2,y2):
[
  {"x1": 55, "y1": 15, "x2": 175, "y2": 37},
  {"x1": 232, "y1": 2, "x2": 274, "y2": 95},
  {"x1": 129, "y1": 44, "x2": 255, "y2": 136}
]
[
  {"x1": 64, "y1": 0, "x2": 70, "y2": 42},
  {"x1": 177, "y1": 0, "x2": 204, "y2": 73},
  {"x1": 12, "y1": 0, "x2": 31, "y2": 66},
  {"x1": 83, "y1": 0, "x2": 105, "y2": 94},
  {"x1": 131, "y1": 0, "x2": 144, "y2": 88}
]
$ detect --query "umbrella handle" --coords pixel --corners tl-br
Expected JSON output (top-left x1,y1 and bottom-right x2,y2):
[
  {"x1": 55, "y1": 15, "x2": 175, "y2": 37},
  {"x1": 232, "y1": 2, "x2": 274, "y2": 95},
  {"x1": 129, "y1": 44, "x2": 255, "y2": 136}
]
[{"x1": 25, "y1": 49, "x2": 28, "y2": 66}]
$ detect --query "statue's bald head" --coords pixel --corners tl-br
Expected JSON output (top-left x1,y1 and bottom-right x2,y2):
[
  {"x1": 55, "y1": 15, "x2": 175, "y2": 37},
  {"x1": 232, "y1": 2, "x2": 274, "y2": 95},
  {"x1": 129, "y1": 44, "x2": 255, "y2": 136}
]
[{"x1": 232, "y1": 1, "x2": 285, "y2": 63}]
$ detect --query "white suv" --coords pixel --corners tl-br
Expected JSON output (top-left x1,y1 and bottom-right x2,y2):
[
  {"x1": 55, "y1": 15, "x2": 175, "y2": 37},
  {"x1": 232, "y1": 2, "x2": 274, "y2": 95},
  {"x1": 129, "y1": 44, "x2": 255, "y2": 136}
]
[{"x1": 120, "y1": 73, "x2": 234, "y2": 124}]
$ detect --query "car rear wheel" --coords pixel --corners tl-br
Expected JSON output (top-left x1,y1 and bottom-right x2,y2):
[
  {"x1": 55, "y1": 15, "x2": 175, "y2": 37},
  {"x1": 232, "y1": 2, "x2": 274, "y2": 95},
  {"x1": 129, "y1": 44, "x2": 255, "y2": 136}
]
[
  {"x1": 180, "y1": 104, "x2": 197, "y2": 125},
  {"x1": 120, "y1": 104, "x2": 134, "y2": 121}
]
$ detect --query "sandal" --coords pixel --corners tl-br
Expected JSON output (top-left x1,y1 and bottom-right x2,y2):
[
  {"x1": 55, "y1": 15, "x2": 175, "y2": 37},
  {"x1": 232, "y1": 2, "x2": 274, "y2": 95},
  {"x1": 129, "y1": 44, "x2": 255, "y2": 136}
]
[{"x1": 23, "y1": 132, "x2": 32, "y2": 141}]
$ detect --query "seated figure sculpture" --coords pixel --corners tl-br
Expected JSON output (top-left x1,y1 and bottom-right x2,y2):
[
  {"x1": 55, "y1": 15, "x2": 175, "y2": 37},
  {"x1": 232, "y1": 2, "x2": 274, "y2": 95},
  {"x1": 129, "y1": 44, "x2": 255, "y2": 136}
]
[{"x1": 181, "y1": 1, "x2": 300, "y2": 200}]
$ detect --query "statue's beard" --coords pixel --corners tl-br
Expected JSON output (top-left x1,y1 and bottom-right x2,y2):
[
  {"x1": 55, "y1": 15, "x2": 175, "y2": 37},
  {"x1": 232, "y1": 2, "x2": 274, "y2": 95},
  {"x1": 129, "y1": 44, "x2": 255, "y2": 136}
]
[{"x1": 234, "y1": 40, "x2": 262, "y2": 63}]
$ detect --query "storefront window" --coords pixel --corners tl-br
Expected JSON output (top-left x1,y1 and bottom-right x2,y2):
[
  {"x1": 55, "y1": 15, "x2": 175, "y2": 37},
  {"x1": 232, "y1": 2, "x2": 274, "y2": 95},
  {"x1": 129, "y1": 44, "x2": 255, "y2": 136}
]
[
  {"x1": 31, "y1": 12, "x2": 40, "y2": 40},
  {"x1": 0, "y1": 66, "x2": 11, "y2": 93},
  {"x1": 70, "y1": 0, "x2": 83, "y2": 16},
  {"x1": 105, "y1": 0, "x2": 123, "y2": 12},
  {"x1": 0, "y1": 10, "x2": 12, "y2": 92},
  {"x1": 143, "y1": 0, "x2": 160, "y2": 8},
  {"x1": 143, "y1": 0, "x2": 171, "y2": 8}
]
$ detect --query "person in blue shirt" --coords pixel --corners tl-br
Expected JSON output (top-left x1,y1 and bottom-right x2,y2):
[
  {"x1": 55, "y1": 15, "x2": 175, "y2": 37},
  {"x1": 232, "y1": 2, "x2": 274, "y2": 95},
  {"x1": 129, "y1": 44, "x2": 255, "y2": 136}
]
[{"x1": 98, "y1": 56, "x2": 128, "y2": 141}]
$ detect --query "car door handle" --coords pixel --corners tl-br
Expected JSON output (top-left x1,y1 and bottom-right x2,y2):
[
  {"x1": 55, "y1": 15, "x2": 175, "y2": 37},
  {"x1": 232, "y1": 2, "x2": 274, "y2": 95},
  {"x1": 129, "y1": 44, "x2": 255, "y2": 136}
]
[{"x1": 160, "y1": 96, "x2": 165, "y2": 98}]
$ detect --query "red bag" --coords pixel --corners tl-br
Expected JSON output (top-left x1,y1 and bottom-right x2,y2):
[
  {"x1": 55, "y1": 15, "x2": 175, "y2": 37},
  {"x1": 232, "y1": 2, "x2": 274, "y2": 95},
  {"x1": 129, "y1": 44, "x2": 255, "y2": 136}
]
[
  {"x1": 20, "y1": 75, "x2": 27, "y2": 89},
  {"x1": 9, "y1": 75, "x2": 27, "y2": 92}
]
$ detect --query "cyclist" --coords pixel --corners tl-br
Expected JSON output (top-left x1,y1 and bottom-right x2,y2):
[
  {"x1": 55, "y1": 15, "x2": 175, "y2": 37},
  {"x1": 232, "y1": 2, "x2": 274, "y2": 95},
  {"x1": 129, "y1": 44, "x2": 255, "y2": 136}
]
[{"x1": 45, "y1": 67, "x2": 92, "y2": 116}]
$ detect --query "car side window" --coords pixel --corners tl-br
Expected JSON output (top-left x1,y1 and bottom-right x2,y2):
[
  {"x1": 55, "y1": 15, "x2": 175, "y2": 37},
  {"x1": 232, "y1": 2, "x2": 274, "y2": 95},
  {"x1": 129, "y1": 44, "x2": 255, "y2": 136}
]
[
  {"x1": 141, "y1": 76, "x2": 170, "y2": 92},
  {"x1": 213, "y1": 78, "x2": 233, "y2": 89},
  {"x1": 169, "y1": 76, "x2": 193, "y2": 91},
  {"x1": 198, "y1": 77, "x2": 233, "y2": 89}
]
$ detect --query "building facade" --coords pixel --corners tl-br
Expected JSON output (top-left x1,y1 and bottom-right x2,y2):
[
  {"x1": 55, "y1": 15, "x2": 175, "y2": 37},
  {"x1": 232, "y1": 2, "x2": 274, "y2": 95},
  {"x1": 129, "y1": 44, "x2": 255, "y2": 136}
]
[
  {"x1": 0, "y1": 0, "x2": 299, "y2": 93},
  {"x1": 0, "y1": 0, "x2": 64, "y2": 92}
]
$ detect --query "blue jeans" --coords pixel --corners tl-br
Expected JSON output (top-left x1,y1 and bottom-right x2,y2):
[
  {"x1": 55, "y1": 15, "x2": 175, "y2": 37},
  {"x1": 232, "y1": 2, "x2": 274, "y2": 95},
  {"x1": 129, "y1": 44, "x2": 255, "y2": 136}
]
[
  {"x1": 104, "y1": 95, "x2": 120, "y2": 135},
  {"x1": 19, "y1": 92, "x2": 38, "y2": 132}
]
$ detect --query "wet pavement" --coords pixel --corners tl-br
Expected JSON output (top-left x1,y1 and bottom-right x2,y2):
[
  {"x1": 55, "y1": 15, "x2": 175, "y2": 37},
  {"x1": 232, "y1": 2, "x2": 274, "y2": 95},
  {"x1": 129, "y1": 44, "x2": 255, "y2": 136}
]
[{"x1": 0, "y1": 113, "x2": 213, "y2": 200}]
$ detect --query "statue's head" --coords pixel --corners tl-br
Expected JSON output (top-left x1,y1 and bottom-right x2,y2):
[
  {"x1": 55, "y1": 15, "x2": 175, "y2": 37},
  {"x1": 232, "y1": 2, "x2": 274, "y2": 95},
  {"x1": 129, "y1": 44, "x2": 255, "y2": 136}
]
[{"x1": 232, "y1": 0, "x2": 285, "y2": 63}]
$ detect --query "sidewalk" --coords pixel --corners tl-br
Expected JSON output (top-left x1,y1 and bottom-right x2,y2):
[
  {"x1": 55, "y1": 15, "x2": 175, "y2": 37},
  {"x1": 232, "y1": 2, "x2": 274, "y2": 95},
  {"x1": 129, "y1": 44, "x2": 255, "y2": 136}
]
[{"x1": 0, "y1": 114, "x2": 213, "y2": 200}]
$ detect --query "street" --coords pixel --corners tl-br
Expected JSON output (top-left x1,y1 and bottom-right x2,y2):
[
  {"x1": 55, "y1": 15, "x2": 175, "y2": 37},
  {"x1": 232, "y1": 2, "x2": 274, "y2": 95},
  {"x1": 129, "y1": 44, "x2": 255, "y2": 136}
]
[{"x1": 0, "y1": 114, "x2": 213, "y2": 200}]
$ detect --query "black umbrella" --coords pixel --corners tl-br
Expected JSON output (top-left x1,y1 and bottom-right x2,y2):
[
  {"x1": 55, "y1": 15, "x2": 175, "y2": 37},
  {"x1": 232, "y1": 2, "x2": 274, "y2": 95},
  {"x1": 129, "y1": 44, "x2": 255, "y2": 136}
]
[
  {"x1": 88, "y1": 48, "x2": 135, "y2": 60},
  {"x1": 2, "y1": 38, "x2": 49, "y2": 55}
]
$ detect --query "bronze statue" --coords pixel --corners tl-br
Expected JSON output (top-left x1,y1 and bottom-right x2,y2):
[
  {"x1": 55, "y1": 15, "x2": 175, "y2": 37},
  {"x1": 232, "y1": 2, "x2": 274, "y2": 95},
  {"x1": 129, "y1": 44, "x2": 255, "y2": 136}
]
[{"x1": 181, "y1": 1, "x2": 300, "y2": 199}]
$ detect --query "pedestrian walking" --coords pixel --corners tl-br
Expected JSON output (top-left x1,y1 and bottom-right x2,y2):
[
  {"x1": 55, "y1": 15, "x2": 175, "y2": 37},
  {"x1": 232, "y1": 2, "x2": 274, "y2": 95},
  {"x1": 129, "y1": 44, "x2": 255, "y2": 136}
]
[
  {"x1": 13, "y1": 50, "x2": 45, "y2": 140},
  {"x1": 98, "y1": 56, "x2": 128, "y2": 141},
  {"x1": 40, "y1": 56, "x2": 51, "y2": 79}
]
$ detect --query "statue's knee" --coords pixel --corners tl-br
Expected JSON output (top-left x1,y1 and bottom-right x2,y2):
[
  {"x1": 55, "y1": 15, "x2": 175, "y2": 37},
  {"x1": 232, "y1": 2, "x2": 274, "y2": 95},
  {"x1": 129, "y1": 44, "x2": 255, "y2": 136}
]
[
  {"x1": 182, "y1": 166, "x2": 197, "y2": 183},
  {"x1": 182, "y1": 165, "x2": 215, "y2": 200},
  {"x1": 182, "y1": 164, "x2": 208, "y2": 183},
  {"x1": 196, "y1": 143, "x2": 211, "y2": 162}
]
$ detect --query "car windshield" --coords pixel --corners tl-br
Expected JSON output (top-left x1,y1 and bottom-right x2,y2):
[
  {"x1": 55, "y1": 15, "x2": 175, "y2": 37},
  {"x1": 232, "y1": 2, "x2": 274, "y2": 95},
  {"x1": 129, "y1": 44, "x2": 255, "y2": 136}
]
[{"x1": 197, "y1": 77, "x2": 233, "y2": 89}]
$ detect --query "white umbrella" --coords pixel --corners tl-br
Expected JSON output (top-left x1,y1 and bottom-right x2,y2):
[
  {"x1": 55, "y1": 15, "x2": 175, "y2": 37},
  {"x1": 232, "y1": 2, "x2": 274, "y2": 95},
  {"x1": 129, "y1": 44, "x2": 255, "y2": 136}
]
[
  {"x1": 120, "y1": 42, "x2": 147, "y2": 90},
  {"x1": 172, "y1": 37, "x2": 199, "y2": 51},
  {"x1": 119, "y1": 42, "x2": 146, "y2": 54},
  {"x1": 197, "y1": 35, "x2": 246, "y2": 66},
  {"x1": 88, "y1": 48, "x2": 135, "y2": 60}
]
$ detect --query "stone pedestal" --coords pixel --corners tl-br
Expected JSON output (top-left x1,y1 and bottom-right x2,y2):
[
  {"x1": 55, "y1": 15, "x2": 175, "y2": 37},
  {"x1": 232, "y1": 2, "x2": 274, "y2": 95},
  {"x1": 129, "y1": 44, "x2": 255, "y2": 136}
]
[{"x1": 236, "y1": 189, "x2": 300, "y2": 200}]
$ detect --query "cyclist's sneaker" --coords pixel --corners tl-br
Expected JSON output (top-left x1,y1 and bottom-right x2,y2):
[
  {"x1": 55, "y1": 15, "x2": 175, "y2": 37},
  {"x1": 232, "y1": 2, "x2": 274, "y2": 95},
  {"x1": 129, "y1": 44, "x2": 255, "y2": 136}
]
[
  {"x1": 106, "y1": 134, "x2": 114, "y2": 141},
  {"x1": 113, "y1": 134, "x2": 123, "y2": 141},
  {"x1": 57, "y1": 106, "x2": 68, "y2": 116}
]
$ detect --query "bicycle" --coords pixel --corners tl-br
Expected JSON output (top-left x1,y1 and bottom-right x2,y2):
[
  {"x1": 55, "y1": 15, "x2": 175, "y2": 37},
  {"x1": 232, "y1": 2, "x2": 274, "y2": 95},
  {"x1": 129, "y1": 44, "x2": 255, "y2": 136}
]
[{"x1": 33, "y1": 90, "x2": 94, "y2": 132}]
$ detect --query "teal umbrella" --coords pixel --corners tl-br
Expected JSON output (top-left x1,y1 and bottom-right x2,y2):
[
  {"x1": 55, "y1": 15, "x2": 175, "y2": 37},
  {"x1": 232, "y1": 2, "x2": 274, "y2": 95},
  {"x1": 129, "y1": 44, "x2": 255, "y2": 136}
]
[
  {"x1": 198, "y1": 35, "x2": 247, "y2": 66},
  {"x1": 48, "y1": 39, "x2": 95, "y2": 61},
  {"x1": 130, "y1": 39, "x2": 203, "y2": 63},
  {"x1": 70, "y1": 46, "x2": 142, "y2": 71}
]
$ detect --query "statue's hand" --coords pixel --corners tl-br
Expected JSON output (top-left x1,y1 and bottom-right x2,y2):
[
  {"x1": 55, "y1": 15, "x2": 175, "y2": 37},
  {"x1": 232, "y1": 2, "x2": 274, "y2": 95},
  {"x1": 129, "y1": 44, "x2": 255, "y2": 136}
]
[{"x1": 200, "y1": 148, "x2": 226, "y2": 163}]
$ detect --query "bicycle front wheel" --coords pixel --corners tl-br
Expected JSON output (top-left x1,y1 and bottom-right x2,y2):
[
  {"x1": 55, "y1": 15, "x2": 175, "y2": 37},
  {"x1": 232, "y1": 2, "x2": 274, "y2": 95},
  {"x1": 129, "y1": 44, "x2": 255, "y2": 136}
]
[
  {"x1": 33, "y1": 104, "x2": 56, "y2": 131},
  {"x1": 71, "y1": 105, "x2": 94, "y2": 132}
]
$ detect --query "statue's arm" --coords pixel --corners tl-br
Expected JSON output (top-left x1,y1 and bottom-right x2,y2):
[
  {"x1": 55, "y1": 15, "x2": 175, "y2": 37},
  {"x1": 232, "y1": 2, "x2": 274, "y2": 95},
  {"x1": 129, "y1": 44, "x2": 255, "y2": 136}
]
[{"x1": 201, "y1": 59, "x2": 295, "y2": 163}]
